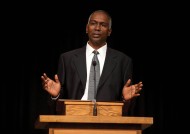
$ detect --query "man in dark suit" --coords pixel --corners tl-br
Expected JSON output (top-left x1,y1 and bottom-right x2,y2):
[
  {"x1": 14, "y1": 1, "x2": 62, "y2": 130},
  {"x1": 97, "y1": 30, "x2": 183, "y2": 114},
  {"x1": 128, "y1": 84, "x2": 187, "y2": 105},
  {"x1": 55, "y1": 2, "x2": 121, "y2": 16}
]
[{"x1": 41, "y1": 10, "x2": 143, "y2": 115}]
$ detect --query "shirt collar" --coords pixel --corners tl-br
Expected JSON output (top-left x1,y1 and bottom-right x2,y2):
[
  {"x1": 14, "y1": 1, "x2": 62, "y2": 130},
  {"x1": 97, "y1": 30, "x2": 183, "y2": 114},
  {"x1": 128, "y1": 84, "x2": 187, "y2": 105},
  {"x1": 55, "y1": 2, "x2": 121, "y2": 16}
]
[{"x1": 86, "y1": 42, "x2": 107, "y2": 57}]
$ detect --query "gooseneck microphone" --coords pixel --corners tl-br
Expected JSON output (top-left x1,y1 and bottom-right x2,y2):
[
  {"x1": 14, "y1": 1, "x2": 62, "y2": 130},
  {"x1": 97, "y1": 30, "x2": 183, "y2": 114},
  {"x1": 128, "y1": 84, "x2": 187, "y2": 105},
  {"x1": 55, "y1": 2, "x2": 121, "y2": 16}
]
[
  {"x1": 92, "y1": 60, "x2": 97, "y2": 116},
  {"x1": 92, "y1": 60, "x2": 97, "y2": 66}
]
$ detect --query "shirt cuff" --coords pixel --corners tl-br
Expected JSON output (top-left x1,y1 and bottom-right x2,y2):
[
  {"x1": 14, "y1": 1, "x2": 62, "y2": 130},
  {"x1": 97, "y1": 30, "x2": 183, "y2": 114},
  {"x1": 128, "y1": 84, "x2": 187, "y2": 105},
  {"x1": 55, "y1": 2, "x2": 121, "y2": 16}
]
[{"x1": 51, "y1": 93, "x2": 60, "y2": 100}]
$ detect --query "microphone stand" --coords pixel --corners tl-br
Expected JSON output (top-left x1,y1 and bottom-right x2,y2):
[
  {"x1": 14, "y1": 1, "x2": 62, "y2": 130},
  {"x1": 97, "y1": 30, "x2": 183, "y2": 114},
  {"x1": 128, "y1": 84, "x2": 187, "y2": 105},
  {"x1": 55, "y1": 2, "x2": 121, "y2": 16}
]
[
  {"x1": 93, "y1": 100, "x2": 97, "y2": 116},
  {"x1": 92, "y1": 61, "x2": 97, "y2": 116}
]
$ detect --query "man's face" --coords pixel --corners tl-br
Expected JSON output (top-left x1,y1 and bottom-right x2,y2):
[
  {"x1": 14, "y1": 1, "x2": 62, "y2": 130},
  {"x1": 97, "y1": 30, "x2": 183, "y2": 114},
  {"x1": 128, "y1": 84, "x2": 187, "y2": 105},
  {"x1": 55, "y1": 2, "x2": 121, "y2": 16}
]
[{"x1": 86, "y1": 12, "x2": 112, "y2": 46}]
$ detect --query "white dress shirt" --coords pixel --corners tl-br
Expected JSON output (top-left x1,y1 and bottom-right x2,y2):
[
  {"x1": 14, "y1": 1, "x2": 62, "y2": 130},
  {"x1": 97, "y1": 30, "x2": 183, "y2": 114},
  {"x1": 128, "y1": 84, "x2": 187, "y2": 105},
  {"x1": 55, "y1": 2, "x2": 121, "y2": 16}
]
[{"x1": 81, "y1": 43, "x2": 107, "y2": 100}]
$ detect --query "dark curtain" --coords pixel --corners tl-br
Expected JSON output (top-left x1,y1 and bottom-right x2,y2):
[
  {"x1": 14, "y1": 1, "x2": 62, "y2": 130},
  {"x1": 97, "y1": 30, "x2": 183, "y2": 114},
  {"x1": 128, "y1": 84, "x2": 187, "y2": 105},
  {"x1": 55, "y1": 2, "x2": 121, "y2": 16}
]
[{"x1": 2, "y1": 1, "x2": 183, "y2": 134}]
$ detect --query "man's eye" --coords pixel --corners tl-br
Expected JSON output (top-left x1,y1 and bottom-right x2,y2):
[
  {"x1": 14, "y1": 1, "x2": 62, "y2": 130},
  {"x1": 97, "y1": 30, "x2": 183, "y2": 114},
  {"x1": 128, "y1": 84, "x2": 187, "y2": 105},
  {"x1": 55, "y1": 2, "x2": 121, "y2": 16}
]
[
  {"x1": 90, "y1": 22, "x2": 96, "y2": 25},
  {"x1": 101, "y1": 23, "x2": 108, "y2": 27}
]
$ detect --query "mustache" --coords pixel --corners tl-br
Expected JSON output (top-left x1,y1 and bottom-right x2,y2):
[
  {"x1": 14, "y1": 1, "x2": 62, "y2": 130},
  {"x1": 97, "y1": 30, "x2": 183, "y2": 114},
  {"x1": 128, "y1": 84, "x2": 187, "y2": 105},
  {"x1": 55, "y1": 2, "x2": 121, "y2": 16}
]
[{"x1": 92, "y1": 31, "x2": 102, "y2": 35}]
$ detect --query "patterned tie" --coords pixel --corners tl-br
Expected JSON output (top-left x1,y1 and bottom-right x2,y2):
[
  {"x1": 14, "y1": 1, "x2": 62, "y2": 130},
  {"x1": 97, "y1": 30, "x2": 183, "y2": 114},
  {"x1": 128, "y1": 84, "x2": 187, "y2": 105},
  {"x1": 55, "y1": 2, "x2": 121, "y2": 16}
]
[{"x1": 88, "y1": 50, "x2": 100, "y2": 100}]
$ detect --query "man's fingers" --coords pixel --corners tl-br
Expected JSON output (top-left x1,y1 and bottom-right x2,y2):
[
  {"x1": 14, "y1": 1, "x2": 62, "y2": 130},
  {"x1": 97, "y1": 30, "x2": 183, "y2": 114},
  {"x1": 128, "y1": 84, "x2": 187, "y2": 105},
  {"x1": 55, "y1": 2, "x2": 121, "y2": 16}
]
[
  {"x1": 41, "y1": 73, "x2": 48, "y2": 81},
  {"x1": 43, "y1": 73, "x2": 48, "y2": 79},
  {"x1": 134, "y1": 93, "x2": 140, "y2": 97},
  {"x1": 135, "y1": 82, "x2": 143, "y2": 93}
]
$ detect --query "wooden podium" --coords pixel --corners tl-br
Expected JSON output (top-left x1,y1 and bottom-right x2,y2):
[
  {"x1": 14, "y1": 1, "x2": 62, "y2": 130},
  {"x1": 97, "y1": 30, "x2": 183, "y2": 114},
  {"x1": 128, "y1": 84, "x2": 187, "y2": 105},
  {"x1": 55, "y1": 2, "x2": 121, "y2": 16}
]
[{"x1": 35, "y1": 99, "x2": 153, "y2": 134}]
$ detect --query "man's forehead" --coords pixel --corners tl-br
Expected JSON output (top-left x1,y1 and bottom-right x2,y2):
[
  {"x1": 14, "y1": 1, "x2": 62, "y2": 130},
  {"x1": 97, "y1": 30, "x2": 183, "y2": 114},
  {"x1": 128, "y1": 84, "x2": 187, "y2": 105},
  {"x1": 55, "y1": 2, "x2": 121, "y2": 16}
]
[{"x1": 90, "y1": 13, "x2": 109, "y2": 22}]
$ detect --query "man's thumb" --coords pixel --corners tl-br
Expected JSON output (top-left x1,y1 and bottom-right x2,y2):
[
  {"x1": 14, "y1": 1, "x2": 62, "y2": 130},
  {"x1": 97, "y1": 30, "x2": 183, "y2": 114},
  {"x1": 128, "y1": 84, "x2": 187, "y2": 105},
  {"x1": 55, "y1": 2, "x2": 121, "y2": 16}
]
[
  {"x1": 54, "y1": 74, "x2": 60, "y2": 83},
  {"x1": 125, "y1": 79, "x2": 131, "y2": 87}
]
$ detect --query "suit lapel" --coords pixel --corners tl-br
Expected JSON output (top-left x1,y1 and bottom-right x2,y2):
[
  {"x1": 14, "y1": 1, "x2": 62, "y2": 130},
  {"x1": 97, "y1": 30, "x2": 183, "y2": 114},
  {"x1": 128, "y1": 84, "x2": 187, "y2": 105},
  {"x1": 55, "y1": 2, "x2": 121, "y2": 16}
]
[
  {"x1": 98, "y1": 48, "x2": 117, "y2": 89},
  {"x1": 72, "y1": 47, "x2": 117, "y2": 91},
  {"x1": 73, "y1": 47, "x2": 87, "y2": 90}
]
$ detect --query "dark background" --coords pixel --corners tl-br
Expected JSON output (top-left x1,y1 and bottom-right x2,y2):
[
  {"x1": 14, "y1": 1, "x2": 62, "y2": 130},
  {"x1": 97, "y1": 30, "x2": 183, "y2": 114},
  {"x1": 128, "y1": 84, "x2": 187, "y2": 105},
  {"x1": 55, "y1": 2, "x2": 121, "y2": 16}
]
[{"x1": 2, "y1": 1, "x2": 186, "y2": 134}]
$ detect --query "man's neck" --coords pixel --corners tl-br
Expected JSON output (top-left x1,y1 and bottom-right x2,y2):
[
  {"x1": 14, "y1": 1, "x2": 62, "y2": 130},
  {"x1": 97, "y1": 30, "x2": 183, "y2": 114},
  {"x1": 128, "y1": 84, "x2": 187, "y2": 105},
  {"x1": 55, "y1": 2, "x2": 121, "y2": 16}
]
[{"x1": 88, "y1": 41, "x2": 106, "y2": 50}]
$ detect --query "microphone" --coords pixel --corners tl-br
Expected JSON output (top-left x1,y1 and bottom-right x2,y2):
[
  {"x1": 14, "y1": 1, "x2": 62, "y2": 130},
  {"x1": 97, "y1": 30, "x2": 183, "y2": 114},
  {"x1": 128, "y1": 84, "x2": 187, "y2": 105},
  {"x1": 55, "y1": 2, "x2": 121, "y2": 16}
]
[
  {"x1": 92, "y1": 61, "x2": 97, "y2": 66},
  {"x1": 92, "y1": 60, "x2": 97, "y2": 116}
]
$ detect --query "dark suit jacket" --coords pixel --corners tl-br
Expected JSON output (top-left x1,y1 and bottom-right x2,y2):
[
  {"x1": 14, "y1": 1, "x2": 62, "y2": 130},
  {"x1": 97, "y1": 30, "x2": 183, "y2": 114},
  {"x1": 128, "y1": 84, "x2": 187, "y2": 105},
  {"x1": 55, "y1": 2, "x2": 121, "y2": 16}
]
[{"x1": 57, "y1": 46, "x2": 133, "y2": 102}]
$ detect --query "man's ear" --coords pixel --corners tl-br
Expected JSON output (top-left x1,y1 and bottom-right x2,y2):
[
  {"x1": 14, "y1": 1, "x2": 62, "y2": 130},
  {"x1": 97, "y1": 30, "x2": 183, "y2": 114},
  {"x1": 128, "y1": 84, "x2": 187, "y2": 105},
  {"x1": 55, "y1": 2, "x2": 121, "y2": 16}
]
[
  {"x1": 86, "y1": 24, "x2": 88, "y2": 33},
  {"x1": 108, "y1": 29, "x2": 112, "y2": 36}
]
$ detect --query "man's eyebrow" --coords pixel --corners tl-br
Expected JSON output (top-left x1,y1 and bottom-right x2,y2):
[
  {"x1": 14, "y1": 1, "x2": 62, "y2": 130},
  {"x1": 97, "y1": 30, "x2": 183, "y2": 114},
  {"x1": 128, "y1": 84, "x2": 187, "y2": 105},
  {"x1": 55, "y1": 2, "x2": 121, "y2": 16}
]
[{"x1": 89, "y1": 20, "x2": 108, "y2": 24}]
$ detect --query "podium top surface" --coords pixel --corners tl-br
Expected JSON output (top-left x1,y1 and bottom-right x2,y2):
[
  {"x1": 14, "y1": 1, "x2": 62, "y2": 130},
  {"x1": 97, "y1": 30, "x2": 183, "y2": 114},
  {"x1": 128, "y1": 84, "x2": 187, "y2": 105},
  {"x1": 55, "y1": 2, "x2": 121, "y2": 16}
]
[
  {"x1": 36, "y1": 115, "x2": 153, "y2": 131},
  {"x1": 57, "y1": 99, "x2": 124, "y2": 105},
  {"x1": 38, "y1": 115, "x2": 153, "y2": 124}
]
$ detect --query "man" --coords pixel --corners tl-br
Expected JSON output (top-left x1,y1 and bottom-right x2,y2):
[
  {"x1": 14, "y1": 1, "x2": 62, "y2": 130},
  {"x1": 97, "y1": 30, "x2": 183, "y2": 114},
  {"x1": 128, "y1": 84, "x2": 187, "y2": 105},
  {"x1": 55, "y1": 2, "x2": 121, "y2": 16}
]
[{"x1": 41, "y1": 10, "x2": 143, "y2": 115}]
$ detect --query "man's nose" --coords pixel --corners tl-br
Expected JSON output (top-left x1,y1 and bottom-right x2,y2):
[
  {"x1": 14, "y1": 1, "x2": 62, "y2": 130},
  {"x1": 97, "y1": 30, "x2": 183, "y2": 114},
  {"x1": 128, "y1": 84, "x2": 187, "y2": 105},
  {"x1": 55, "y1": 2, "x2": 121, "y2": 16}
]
[{"x1": 95, "y1": 24, "x2": 101, "y2": 30}]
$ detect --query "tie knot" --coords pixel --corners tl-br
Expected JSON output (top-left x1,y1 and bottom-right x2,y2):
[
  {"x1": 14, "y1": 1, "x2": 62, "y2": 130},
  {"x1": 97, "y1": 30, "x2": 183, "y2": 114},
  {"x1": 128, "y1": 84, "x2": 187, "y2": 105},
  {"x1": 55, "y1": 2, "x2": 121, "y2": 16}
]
[{"x1": 93, "y1": 50, "x2": 99, "y2": 55}]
